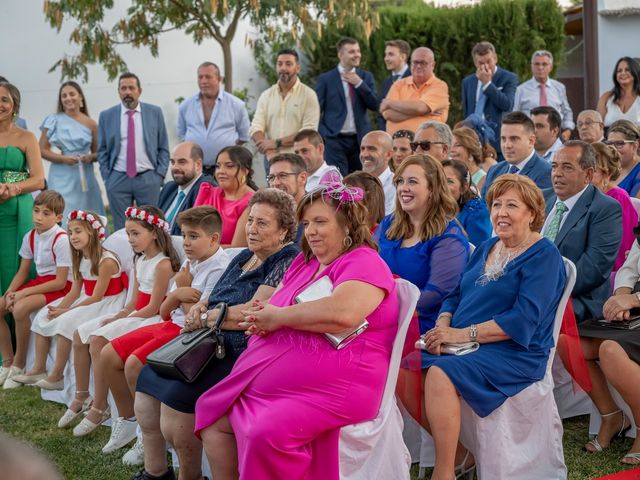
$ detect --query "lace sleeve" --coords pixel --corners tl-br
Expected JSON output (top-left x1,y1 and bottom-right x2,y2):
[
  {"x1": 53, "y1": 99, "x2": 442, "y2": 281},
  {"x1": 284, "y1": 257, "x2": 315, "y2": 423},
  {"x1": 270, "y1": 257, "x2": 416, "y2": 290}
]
[
  {"x1": 263, "y1": 255, "x2": 296, "y2": 287},
  {"x1": 416, "y1": 235, "x2": 468, "y2": 320}
]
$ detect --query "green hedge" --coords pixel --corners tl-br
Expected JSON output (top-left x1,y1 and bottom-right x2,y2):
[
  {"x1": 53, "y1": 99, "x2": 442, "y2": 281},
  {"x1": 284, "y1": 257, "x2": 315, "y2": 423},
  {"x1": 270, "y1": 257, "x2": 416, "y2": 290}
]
[{"x1": 255, "y1": 0, "x2": 566, "y2": 126}]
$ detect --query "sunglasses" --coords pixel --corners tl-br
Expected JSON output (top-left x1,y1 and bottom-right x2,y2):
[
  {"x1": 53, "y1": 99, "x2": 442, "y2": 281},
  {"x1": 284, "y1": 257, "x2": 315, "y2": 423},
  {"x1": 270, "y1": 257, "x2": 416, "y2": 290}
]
[{"x1": 410, "y1": 141, "x2": 447, "y2": 152}]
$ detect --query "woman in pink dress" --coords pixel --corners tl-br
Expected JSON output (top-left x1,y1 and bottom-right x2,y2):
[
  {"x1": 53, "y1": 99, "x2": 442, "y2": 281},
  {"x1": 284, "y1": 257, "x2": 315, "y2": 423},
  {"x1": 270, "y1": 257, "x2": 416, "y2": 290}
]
[
  {"x1": 194, "y1": 181, "x2": 399, "y2": 480},
  {"x1": 591, "y1": 142, "x2": 638, "y2": 275},
  {"x1": 194, "y1": 146, "x2": 256, "y2": 247}
]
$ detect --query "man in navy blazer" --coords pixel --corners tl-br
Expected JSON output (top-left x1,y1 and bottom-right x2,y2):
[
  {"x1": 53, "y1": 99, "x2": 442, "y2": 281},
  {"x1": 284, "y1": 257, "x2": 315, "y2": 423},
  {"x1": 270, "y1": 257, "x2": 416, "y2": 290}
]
[
  {"x1": 461, "y1": 42, "x2": 518, "y2": 157},
  {"x1": 542, "y1": 141, "x2": 622, "y2": 323},
  {"x1": 316, "y1": 37, "x2": 379, "y2": 175},
  {"x1": 376, "y1": 40, "x2": 411, "y2": 130},
  {"x1": 158, "y1": 142, "x2": 214, "y2": 235},
  {"x1": 98, "y1": 72, "x2": 170, "y2": 230},
  {"x1": 482, "y1": 112, "x2": 552, "y2": 198}
]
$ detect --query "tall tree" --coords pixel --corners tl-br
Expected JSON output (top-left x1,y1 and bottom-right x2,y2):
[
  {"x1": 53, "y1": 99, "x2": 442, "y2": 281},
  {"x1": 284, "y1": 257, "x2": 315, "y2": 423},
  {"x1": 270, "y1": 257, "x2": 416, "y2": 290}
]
[{"x1": 43, "y1": 0, "x2": 377, "y2": 92}]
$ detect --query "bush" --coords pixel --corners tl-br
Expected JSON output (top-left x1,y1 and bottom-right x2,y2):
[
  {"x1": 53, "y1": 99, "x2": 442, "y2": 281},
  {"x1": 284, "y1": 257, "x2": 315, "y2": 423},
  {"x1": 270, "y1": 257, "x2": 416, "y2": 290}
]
[{"x1": 254, "y1": 0, "x2": 566, "y2": 126}]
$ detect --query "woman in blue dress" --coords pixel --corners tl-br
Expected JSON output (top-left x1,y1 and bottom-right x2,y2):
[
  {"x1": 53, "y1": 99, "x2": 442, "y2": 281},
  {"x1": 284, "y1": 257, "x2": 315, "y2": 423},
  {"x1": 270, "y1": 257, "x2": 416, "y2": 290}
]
[
  {"x1": 375, "y1": 154, "x2": 469, "y2": 334},
  {"x1": 418, "y1": 175, "x2": 566, "y2": 479},
  {"x1": 442, "y1": 159, "x2": 492, "y2": 247},
  {"x1": 39, "y1": 81, "x2": 105, "y2": 222}
]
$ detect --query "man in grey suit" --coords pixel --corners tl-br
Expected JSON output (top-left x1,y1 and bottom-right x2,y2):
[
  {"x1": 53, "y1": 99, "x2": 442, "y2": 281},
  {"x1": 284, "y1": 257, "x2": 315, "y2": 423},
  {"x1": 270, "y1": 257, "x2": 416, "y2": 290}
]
[
  {"x1": 98, "y1": 72, "x2": 170, "y2": 230},
  {"x1": 542, "y1": 141, "x2": 622, "y2": 323}
]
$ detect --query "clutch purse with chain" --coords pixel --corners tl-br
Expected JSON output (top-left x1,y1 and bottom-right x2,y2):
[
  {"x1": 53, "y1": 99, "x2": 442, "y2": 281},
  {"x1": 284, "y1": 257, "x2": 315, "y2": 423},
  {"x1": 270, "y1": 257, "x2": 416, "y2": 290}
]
[{"x1": 415, "y1": 338, "x2": 479, "y2": 356}]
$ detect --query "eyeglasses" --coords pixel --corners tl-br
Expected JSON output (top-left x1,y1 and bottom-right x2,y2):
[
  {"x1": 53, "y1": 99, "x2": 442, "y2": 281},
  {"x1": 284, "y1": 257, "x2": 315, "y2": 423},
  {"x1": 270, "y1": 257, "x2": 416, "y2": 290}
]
[
  {"x1": 266, "y1": 172, "x2": 300, "y2": 183},
  {"x1": 604, "y1": 140, "x2": 636, "y2": 148},
  {"x1": 411, "y1": 60, "x2": 431, "y2": 67},
  {"x1": 410, "y1": 141, "x2": 446, "y2": 152},
  {"x1": 577, "y1": 120, "x2": 602, "y2": 128}
]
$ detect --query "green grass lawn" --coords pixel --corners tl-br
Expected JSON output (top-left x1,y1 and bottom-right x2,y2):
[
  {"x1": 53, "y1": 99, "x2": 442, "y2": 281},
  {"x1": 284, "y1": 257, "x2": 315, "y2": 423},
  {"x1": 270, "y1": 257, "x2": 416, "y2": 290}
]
[{"x1": 0, "y1": 387, "x2": 638, "y2": 479}]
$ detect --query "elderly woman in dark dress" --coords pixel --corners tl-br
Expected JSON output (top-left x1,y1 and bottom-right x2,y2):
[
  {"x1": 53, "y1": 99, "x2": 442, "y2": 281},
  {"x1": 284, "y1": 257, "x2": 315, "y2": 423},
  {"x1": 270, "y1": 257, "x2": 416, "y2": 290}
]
[{"x1": 132, "y1": 188, "x2": 299, "y2": 480}]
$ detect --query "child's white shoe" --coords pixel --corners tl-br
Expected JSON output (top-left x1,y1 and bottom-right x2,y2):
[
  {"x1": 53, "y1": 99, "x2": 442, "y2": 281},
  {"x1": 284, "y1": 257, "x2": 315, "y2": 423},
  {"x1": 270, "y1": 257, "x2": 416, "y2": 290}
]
[{"x1": 2, "y1": 366, "x2": 25, "y2": 389}]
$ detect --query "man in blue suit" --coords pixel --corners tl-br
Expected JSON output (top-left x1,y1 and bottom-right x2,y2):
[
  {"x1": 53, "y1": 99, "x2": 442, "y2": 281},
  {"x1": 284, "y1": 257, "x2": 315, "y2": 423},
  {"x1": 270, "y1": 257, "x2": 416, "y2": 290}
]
[
  {"x1": 482, "y1": 112, "x2": 552, "y2": 198},
  {"x1": 376, "y1": 40, "x2": 411, "y2": 131},
  {"x1": 158, "y1": 141, "x2": 214, "y2": 235},
  {"x1": 542, "y1": 141, "x2": 622, "y2": 323},
  {"x1": 98, "y1": 72, "x2": 170, "y2": 230},
  {"x1": 461, "y1": 42, "x2": 518, "y2": 158},
  {"x1": 316, "y1": 37, "x2": 379, "y2": 175}
]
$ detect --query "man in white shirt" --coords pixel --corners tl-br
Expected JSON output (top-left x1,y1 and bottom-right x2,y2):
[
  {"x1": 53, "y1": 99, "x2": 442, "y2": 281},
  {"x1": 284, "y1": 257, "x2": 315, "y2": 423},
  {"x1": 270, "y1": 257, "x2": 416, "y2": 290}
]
[
  {"x1": 514, "y1": 50, "x2": 574, "y2": 140},
  {"x1": 158, "y1": 142, "x2": 213, "y2": 235},
  {"x1": 360, "y1": 131, "x2": 395, "y2": 215},
  {"x1": 531, "y1": 106, "x2": 564, "y2": 162},
  {"x1": 293, "y1": 130, "x2": 341, "y2": 192},
  {"x1": 542, "y1": 141, "x2": 622, "y2": 323},
  {"x1": 577, "y1": 110, "x2": 605, "y2": 144}
]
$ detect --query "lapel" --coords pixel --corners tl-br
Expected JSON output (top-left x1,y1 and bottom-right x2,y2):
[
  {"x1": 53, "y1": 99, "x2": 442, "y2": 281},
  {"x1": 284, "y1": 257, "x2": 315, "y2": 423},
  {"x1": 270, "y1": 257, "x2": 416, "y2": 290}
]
[
  {"x1": 520, "y1": 153, "x2": 540, "y2": 177},
  {"x1": 139, "y1": 103, "x2": 150, "y2": 158},
  {"x1": 544, "y1": 190, "x2": 556, "y2": 217},
  {"x1": 109, "y1": 105, "x2": 121, "y2": 159},
  {"x1": 555, "y1": 185, "x2": 594, "y2": 246},
  {"x1": 493, "y1": 67, "x2": 504, "y2": 86},
  {"x1": 467, "y1": 75, "x2": 479, "y2": 107},
  {"x1": 333, "y1": 67, "x2": 348, "y2": 108}
]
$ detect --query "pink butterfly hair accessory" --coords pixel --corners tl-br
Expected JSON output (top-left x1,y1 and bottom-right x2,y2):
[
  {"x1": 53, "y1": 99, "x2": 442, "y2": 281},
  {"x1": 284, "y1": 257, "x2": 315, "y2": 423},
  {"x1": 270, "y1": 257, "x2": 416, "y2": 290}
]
[{"x1": 316, "y1": 170, "x2": 364, "y2": 207}]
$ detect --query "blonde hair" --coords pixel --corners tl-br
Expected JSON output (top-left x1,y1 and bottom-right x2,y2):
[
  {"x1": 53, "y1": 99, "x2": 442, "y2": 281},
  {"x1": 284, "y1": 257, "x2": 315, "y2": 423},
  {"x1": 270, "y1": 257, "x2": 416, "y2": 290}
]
[
  {"x1": 592, "y1": 142, "x2": 622, "y2": 181},
  {"x1": 452, "y1": 127, "x2": 483, "y2": 167},
  {"x1": 485, "y1": 174, "x2": 545, "y2": 232},
  {"x1": 387, "y1": 155, "x2": 458, "y2": 241}
]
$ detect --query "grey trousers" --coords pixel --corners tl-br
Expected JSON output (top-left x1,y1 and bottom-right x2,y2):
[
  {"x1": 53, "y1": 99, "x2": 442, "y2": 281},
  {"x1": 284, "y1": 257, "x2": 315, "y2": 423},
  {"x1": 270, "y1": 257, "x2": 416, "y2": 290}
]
[{"x1": 105, "y1": 170, "x2": 163, "y2": 230}]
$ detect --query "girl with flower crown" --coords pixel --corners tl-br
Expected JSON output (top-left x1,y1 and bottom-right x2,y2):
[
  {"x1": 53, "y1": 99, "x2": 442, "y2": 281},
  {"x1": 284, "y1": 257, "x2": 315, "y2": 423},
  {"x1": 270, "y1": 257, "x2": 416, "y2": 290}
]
[
  {"x1": 21, "y1": 211, "x2": 125, "y2": 393},
  {"x1": 68, "y1": 205, "x2": 180, "y2": 441}
]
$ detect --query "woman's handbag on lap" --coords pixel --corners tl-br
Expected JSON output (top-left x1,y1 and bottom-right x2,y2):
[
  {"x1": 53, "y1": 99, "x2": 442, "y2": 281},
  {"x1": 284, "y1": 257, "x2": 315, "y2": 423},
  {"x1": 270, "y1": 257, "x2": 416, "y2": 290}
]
[{"x1": 146, "y1": 303, "x2": 228, "y2": 383}]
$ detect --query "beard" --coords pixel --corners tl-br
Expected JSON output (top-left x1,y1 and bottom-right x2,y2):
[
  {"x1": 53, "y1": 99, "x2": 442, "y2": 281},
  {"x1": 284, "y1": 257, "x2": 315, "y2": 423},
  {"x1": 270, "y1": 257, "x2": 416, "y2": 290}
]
[{"x1": 173, "y1": 170, "x2": 196, "y2": 186}]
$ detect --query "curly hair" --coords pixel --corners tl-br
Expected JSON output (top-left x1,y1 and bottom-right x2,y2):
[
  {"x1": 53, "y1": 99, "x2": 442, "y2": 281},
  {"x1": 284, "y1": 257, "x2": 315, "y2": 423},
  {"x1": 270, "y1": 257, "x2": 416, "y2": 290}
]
[
  {"x1": 485, "y1": 174, "x2": 545, "y2": 232},
  {"x1": 249, "y1": 188, "x2": 298, "y2": 243},
  {"x1": 592, "y1": 142, "x2": 622, "y2": 182},
  {"x1": 297, "y1": 188, "x2": 377, "y2": 262},
  {"x1": 387, "y1": 154, "x2": 458, "y2": 241}
]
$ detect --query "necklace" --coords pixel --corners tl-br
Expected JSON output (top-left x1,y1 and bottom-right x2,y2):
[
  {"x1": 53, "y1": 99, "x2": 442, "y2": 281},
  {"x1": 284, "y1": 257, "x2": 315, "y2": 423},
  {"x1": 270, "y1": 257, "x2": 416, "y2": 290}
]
[
  {"x1": 241, "y1": 254, "x2": 260, "y2": 274},
  {"x1": 478, "y1": 234, "x2": 533, "y2": 285}
]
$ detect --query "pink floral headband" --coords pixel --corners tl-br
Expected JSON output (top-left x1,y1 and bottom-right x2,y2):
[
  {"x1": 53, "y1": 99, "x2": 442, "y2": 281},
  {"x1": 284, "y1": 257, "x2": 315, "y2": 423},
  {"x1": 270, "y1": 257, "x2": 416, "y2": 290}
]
[
  {"x1": 68, "y1": 210, "x2": 106, "y2": 241},
  {"x1": 125, "y1": 207, "x2": 170, "y2": 233},
  {"x1": 317, "y1": 171, "x2": 364, "y2": 206}
]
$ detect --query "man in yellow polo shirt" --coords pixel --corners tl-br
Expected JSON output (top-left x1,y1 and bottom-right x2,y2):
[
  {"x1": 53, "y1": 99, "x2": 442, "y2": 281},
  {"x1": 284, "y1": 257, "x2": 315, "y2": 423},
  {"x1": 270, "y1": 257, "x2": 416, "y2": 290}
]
[{"x1": 380, "y1": 47, "x2": 449, "y2": 135}]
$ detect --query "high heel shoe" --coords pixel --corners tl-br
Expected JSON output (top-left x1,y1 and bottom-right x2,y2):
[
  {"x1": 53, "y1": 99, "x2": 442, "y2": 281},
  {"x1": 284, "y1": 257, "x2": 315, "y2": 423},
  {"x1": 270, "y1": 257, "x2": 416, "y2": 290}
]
[
  {"x1": 454, "y1": 450, "x2": 476, "y2": 479},
  {"x1": 585, "y1": 409, "x2": 631, "y2": 452},
  {"x1": 621, "y1": 428, "x2": 640, "y2": 465}
]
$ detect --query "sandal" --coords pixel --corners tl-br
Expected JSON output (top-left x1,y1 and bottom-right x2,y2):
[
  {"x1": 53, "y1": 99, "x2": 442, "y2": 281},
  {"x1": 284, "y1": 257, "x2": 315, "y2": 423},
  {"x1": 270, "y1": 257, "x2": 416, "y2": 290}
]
[
  {"x1": 585, "y1": 409, "x2": 631, "y2": 453},
  {"x1": 72, "y1": 405, "x2": 111, "y2": 437},
  {"x1": 621, "y1": 428, "x2": 640, "y2": 465},
  {"x1": 454, "y1": 449, "x2": 476, "y2": 479},
  {"x1": 58, "y1": 392, "x2": 92, "y2": 428}
]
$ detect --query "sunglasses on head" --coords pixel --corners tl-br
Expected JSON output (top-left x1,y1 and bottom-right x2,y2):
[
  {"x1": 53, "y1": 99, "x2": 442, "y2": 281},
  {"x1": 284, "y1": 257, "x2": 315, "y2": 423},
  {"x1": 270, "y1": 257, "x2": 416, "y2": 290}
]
[{"x1": 409, "y1": 141, "x2": 446, "y2": 152}]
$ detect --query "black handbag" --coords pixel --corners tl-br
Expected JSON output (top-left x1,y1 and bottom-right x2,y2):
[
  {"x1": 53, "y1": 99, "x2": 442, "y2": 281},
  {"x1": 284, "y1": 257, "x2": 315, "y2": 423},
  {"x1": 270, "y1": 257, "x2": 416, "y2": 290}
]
[{"x1": 146, "y1": 302, "x2": 228, "y2": 383}]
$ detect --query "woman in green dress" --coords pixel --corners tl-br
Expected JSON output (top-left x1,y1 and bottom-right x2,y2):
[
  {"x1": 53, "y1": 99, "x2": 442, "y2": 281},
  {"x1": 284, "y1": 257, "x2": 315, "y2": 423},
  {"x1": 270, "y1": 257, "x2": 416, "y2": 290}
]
[{"x1": 0, "y1": 82, "x2": 45, "y2": 375}]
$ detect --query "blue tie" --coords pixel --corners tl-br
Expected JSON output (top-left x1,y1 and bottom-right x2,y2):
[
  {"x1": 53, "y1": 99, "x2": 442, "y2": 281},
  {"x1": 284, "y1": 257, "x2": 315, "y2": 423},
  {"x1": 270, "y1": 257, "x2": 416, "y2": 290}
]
[
  {"x1": 475, "y1": 87, "x2": 487, "y2": 115},
  {"x1": 166, "y1": 190, "x2": 186, "y2": 225},
  {"x1": 392, "y1": 74, "x2": 401, "y2": 82},
  {"x1": 508, "y1": 165, "x2": 519, "y2": 174}
]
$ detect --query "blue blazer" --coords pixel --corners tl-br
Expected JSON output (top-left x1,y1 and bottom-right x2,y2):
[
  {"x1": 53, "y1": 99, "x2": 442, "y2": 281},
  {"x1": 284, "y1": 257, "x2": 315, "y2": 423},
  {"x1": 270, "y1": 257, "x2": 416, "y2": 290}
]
[
  {"x1": 376, "y1": 68, "x2": 411, "y2": 130},
  {"x1": 543, "y1": 185, "x2": 622, "y2": 322},
  {"x1": 316, "y1": 67, "x2": 378, "y2": 141},
  {"x1": 97, "y1": 102, "x2": 170, "y2": 181},
  {"x1": 481, "y1": 152, "x2": 551, "y2": 198},
  {"x1": 158, "y1": 174, "x2": 215, "y2": 235},
  {"x1": 461, "y1": 67, "x2": 518, "y2": 151}
]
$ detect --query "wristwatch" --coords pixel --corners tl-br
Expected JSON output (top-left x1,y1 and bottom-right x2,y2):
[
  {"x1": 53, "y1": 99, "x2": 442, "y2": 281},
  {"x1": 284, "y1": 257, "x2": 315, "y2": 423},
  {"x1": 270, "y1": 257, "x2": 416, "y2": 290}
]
[
  {"x1": 275, "y1": 138, "x2": 282, "y2": 149},
  {"x1": 469, "y1": 324, "x2": 478, "y2": 341}
]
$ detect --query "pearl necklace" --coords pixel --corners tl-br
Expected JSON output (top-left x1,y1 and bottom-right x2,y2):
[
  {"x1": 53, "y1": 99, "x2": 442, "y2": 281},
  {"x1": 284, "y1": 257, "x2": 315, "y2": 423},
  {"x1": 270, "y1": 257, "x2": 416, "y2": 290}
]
[{"x1": 240, "y1": 254, "x2": 261, "y2": 274}]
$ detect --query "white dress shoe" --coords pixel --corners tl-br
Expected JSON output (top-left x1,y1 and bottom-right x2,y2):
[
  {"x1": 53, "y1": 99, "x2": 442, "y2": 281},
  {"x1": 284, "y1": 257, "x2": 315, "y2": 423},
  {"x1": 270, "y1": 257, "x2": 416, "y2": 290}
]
[{"x1": 102, "y1": 417, "x2": 138, "y2": 453}]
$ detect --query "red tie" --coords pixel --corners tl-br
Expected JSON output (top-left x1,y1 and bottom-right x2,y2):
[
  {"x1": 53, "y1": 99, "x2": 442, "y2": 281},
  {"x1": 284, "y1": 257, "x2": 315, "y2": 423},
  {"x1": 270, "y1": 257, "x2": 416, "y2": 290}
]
[
  {"x1": 539, "y1": 83, "x2": 548, "y2": 107},
  {"x1": 126, "y1": 110, "x2": 137, "y2": 178},
  {"x1": 348, "y1": 83, "x2": 356, "y2": 107}
]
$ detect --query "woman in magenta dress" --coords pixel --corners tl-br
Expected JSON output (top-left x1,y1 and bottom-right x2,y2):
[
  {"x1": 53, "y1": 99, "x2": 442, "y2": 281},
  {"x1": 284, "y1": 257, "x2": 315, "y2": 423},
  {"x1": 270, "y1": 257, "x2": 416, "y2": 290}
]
[
  {"x1": 195, "y1": 182, "x2": 399, "y2": 480},
  {"x1": 591, "y1": 142, "x2": 638, "y2": 275},
  {"x1": 194, "y1": 146, "x2": 256, "y2": 247}
]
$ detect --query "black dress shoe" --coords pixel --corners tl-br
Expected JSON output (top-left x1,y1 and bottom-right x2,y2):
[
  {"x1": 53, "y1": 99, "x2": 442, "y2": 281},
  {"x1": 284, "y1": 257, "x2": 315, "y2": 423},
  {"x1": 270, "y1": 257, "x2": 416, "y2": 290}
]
[{"x1": 131, "y1": 468, "x2": 176, "y2": 480}]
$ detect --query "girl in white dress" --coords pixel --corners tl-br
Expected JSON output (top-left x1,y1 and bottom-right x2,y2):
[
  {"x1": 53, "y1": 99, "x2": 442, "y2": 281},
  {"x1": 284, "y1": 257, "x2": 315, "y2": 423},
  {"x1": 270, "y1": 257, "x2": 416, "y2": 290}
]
[
  {"x1": 27, "y1": 211, "x2": 126, "y2": 391},
  {"x1": 68, "y1": 206, "x2": 180, "y2": 437}
]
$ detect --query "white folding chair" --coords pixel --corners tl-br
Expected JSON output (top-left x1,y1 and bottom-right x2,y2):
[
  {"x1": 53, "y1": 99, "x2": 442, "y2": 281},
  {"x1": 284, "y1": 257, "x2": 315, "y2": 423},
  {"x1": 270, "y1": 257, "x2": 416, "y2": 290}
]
[
  {"x1": 455, "y1": 257, "x2": 575, "y2": 480},
  {"x1": 339, "y1": 278, "x2": 420, "y2": 480},
  {"x1": 631, "y1": 197, "x2": 640, "y2": 218}
]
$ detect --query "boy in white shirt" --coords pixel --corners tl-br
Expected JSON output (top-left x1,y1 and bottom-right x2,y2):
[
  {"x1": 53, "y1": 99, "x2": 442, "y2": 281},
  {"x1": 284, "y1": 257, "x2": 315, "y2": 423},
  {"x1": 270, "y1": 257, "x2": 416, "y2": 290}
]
[
  {"x1": 0, "y1": 190, "x2": 72, "y2": 388},
  {"x1": 68, "y1": 206, "x2": 230, "y2": 457}
]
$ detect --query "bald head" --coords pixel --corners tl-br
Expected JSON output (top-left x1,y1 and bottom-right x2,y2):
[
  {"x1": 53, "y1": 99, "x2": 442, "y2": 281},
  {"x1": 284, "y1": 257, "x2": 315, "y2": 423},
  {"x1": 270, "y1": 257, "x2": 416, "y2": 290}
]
[
  {"x1": 360, "y1": 131, "x2": 393, "y2": 177},
  {"x1": 577, "y1": 110, "x2": 604, "y2": 144},
  {"x1": 411, "y1": 47, "x2": 436, "y2": 85},
  {"x1": 170, "y1": 141, "x2": 203, "y2": 186}
]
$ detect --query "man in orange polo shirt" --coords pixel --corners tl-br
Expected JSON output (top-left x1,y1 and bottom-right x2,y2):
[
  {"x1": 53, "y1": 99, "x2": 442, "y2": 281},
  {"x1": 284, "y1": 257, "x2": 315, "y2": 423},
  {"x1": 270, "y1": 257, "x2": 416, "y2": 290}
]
[{"x1": 380, "y1": 47, "x2": 449, "y2": 135}]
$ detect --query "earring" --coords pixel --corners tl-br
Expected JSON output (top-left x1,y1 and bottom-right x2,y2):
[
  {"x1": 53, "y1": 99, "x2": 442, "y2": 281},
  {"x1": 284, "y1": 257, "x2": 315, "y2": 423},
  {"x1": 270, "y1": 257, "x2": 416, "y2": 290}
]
[
  {"x1": 240, "y1": 175, "x2": 246, "y2": 185},
  {"x1": 343, "y1": 231, "x2": 353, "y2": 249}
]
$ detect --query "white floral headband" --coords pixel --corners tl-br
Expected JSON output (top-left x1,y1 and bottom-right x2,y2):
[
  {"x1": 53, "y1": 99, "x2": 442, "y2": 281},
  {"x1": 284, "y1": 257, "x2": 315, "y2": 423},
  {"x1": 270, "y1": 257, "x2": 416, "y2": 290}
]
[
  {"x1": 68, "y1": 210, "x2": 106, "y2": 241},
  {"x1": 125, "y1": 206, "x2": 170, "y2": 233}
]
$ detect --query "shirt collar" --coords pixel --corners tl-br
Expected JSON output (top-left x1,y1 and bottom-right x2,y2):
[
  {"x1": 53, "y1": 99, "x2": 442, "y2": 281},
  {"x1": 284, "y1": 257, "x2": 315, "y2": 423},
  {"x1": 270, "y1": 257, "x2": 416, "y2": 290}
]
[
  {"x1": 121, "y1": 103, "x2": 142, "y2": 115},
  {"x1": 393, "y1": 65, "x2": 409, "y2": 76},
  {"x1": 512, "y1": 149, "x2": 536, "y2": 171},
  {"x1": 556, "y1": 184, "x2": 589, "y2": 211},
  {"x1": 179, "y1": 173, "x2": 202, "y2": 193},
  {"x1": 542, "y1": 137, "x2": 564, "y2": 159},
  {"x1": 378, "y1": 167, "x2": 393, "y2": 183}
]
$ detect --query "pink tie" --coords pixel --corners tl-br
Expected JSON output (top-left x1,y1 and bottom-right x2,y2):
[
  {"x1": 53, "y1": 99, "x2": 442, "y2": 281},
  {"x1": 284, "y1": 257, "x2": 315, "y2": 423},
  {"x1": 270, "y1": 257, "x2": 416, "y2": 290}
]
[
  {"x1": 539, "y1": 83, "x2": 548, "y2": 107},
  {"x1": 126, "y1": 110, "x2": 137, "y2": 178}
]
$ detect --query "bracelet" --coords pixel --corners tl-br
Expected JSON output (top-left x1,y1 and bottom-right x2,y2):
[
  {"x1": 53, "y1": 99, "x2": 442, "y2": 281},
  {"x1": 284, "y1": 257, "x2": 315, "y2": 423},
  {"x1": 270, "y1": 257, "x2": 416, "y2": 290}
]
[{"x1": 469, "y1": 324, "x2": 478, "y2": 341}]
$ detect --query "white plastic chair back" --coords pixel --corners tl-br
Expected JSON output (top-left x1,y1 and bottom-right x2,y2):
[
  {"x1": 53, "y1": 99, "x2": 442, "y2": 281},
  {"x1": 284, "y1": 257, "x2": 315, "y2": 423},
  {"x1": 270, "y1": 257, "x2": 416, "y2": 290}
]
[
  {"x1": 456, "y1": 257, "x2": 575, "y2": 480},
  {"x1": 631, "y1": 197, "x2": 640, "y2": 217},
  {"x1": 171, "y1": 235, "x2": 186, "y2": 264},
  {"x1": 223, "y1": 247, "x2": 246, "y2": 261},
  {"x1": 338, "y1": 278, "x2": 419, "y2": 480}
]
